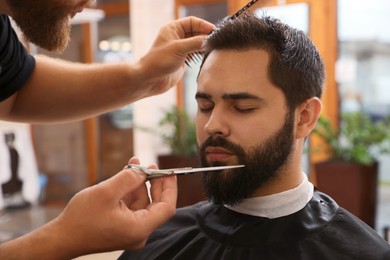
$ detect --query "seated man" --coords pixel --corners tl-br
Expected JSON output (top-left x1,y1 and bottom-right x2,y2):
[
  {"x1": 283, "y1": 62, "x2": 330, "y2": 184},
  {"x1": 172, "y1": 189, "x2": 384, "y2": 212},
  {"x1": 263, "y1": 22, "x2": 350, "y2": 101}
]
[{"x1": 120, "y1": 12, "x2": 390, "y2": 259}]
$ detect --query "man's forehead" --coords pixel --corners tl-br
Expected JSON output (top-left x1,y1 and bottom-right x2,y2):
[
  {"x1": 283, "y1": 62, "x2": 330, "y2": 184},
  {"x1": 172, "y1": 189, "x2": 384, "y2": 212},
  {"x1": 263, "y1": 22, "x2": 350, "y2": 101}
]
[{"x1": 196, "y1": 49, "x2": 280, "y2": 103}]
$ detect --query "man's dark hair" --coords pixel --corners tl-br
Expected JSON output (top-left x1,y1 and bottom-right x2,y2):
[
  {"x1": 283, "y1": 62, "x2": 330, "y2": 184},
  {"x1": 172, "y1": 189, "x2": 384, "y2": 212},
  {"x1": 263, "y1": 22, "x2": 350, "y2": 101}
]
[{"x1": 200, "y1": 12, "x2": 325, "y2": 110}]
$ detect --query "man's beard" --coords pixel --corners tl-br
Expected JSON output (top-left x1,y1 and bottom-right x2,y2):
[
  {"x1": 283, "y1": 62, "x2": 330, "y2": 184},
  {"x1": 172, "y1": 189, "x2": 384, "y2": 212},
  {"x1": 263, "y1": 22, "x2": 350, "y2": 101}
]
[
  {"x1": 7, "y1": 0, "x2": 74, "y2": 52},
  {"x1": 199, "y1": 111, "x2": 295, "y2": 206}
]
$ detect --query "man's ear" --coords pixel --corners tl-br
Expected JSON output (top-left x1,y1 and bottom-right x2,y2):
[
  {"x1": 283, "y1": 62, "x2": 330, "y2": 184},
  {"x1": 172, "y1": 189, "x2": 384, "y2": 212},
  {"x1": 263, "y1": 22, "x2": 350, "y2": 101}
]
[{"x1": 295, "y1": 97, "x2": 322, "y2": 138}]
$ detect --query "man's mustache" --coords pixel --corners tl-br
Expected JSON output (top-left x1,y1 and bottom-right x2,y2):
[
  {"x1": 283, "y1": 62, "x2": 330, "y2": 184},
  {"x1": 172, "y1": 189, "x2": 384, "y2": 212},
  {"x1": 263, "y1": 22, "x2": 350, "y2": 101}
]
[{"x1": 199, "y1": 136, "x2": 242, "y2": 155}]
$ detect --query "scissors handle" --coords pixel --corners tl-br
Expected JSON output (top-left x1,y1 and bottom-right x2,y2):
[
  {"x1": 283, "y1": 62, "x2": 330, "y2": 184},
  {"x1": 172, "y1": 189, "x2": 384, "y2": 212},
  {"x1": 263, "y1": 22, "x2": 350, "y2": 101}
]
[
  {"x1": 126, "y1": 164, "x2": 192, "y2": 173},
  {"x1": 126, "y1": 164, "x2": 192, "y2": 179}
]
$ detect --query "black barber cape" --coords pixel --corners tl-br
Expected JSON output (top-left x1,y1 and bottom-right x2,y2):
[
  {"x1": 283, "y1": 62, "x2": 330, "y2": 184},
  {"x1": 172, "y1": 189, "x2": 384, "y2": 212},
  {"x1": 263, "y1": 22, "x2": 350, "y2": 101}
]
[{"x1": 119, "y1": 190, "x2": 390, "y2": 260}]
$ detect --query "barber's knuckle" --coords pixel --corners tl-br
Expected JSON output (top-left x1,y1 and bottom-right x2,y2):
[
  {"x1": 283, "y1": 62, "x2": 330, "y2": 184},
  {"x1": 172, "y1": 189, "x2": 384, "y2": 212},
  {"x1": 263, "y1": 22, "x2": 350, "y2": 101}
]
[
  {"x1": 170, "y1": 206, "x2": 177, "y2": 215},
  {"x1": 167, "y1": 204, "x2": 176, "y2": 217}
]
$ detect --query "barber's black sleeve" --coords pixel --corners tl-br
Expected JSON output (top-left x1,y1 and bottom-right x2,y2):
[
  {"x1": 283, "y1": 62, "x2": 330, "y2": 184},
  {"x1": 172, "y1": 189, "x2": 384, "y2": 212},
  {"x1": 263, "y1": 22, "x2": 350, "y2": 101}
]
[{"x1": 0, "y1": 14, "x2": 35, "y2": 102}]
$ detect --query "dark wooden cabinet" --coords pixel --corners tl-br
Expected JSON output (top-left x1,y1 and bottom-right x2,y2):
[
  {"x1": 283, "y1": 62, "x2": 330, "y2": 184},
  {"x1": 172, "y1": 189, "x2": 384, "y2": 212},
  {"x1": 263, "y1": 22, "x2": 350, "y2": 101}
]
[
  {"x1": 33, "y1": 122, "x2": 89, "y2": 202},
  {"x1": 315, "y1": 161, "x2": 378, "y2": 228},
  {"x1": 32, "y1": 116, "x2": 134, "y2": 203}
]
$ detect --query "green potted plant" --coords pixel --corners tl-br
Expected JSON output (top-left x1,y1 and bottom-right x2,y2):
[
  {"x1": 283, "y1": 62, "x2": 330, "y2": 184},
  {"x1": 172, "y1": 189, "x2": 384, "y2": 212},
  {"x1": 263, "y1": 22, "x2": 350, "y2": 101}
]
[
  {"x1": 312, "y1": 111, "x2": 390, "y2": 228},
  {"x1": 158, "y1": 106, "x2": 197, "y2": 157},
  {"x1": 156, "y1": 106, "x2": 204, "y2": 207}
]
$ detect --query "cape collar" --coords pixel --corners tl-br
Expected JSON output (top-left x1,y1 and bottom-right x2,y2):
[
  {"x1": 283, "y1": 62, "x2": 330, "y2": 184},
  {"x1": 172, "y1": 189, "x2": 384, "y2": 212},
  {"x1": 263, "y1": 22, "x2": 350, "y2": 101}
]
[{"x1": 225, "y1": 173, "x2": 314, "y2": 218}]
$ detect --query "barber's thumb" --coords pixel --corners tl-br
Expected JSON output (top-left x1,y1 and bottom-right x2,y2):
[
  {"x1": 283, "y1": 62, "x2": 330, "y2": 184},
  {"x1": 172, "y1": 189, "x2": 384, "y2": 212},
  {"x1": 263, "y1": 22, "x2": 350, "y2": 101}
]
[{"x1": 103, "y1": 168, "x2": 147, "y2": 198}]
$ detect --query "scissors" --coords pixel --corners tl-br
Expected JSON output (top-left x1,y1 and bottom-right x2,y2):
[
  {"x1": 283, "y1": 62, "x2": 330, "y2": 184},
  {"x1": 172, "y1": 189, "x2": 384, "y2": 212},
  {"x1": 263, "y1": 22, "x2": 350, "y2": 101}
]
[{"x1": 126, "y1": 164, "x2": 245, "y2": 180}]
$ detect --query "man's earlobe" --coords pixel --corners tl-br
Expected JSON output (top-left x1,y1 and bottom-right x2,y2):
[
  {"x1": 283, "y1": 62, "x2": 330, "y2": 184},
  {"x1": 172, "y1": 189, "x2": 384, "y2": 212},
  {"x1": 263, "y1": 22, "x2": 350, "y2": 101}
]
[{"x1": 296, "y1": 97, "x2": 322, "y2": 138}]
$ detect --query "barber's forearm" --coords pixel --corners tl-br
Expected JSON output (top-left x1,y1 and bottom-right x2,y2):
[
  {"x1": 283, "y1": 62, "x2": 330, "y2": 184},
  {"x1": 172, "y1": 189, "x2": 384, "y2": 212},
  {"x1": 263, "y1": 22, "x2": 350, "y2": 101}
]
[
  {"x1": 3, "y1": 55, "x2": 154, "y2": 124},
  {"x1": 0, "y1": 219, "x2": 79, "y2": 260}
]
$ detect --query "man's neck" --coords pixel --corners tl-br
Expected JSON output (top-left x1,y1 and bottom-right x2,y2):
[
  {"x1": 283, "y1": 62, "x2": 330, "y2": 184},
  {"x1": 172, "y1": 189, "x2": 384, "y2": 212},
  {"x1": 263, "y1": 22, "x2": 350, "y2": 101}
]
[
  {"x1": 251, "y1": 172, "x2": 304, "y2": 197},
  {"x1": 226, "y1": 173, "x2": 314, "y2": 218}
]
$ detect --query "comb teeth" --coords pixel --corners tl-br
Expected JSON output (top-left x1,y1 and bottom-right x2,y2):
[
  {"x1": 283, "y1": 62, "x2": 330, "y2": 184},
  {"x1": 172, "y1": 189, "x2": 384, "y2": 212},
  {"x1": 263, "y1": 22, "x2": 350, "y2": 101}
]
[
  {"x1": 184, "y1": 0, "x2": 263, "y2": 67},
  {"x1": 185, "y1": 51, "x2": 203, "y2": 68}
]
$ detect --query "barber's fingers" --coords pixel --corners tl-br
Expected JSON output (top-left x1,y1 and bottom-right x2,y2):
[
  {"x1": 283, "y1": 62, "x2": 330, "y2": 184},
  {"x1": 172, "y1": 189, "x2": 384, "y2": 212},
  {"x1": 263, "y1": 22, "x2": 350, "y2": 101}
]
[
  {"x1": 149, "y1": 178, "x2": 163, "y2": 203},
  {"x1": 149, "y1": 165, "x2": 163, "y2": 202},
  {"x1": 98, "y1": 165, "x2": 147, "y2": 202},
  {"x1": 133, "y1": 176, "x2": 177, "y2": 232},
  {"x1": 155, "y1": 175, "x2": 177, "y2": 205},
  {"x1": 149, "y1": 173, "x2": 177, "y2": 204},
  {"x1": 175, "y1": 16, "x2": 215, "y2": 38},
  {"x1": 164, "y1": 16, "x2": 214, "y2": 54},
  {"x1": 121, "y1": 157, "x2": 150, "y2": 209},
  {"x1": 128, "y1": 156, "x2": 140, "y2": 166},
  {"x1": 174, "y1": 35, "x2": 209, "y2": 56},
  {"x1": 145, "y1": 163, "x2": 177, "y2": 206},
  {"x1": 126, "y1": 162, "x2": 160, "y2": 210}
]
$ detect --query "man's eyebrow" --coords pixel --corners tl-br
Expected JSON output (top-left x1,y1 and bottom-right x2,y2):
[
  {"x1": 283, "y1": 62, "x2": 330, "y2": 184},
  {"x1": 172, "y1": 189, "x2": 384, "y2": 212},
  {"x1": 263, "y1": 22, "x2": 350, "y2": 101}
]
[
  {"x1": 222, "y1": 92, "x2": 264, "y2": 101},
  {"x1": 195, "y1": 92, "x2": 265, "y2": 102},
  {"x1": 195, "y1": 92, "x2": 212, "y2": 100}
]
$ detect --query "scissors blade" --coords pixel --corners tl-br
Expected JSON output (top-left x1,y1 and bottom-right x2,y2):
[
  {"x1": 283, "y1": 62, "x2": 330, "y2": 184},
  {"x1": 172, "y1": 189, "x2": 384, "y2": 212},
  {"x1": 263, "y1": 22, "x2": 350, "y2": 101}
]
[
  {"x1": 126, "y1": 164, "x2": 245, "y2": 179},
  {"x1": 172, "y1": 165, "x2": 245, "y2": 175},
  {"x1": 146, "y1": 165, "x2": 245, "y2": 179}
]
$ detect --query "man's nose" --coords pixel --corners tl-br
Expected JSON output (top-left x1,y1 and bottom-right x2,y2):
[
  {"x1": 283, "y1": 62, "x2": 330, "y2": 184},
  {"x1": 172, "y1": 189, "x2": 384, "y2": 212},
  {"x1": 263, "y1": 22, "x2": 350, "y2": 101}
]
[{"x1": 204, "y1": 109, "x2": 229, "y2": 137}]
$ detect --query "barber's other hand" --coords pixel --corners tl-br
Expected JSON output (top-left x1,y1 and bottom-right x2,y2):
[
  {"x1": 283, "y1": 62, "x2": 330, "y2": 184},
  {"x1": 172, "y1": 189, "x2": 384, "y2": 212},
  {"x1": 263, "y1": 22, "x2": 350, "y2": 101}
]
[
  {"x1": 135, "y1": 16, "x2": 214, "y2": 96},
  {"x1": 52, "y1": 157, "x2": 177, "y2": 258}
]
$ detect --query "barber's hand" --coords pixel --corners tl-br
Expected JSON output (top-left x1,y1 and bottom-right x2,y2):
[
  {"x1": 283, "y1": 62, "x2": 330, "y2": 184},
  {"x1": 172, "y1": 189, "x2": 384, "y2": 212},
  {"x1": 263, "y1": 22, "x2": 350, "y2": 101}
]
[
  {"x1": 52, "y1": 157, "x2": 177, "y2": 258},
  {"x1": 136, "y1": 16, "x2": 215, "y2": 96}
]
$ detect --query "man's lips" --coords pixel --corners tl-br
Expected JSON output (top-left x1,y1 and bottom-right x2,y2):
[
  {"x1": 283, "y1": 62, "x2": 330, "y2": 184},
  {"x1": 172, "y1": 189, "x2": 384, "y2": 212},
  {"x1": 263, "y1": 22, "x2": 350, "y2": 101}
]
[{"x1": 205, "y1": 147, "x2": 235, "y2": 161}]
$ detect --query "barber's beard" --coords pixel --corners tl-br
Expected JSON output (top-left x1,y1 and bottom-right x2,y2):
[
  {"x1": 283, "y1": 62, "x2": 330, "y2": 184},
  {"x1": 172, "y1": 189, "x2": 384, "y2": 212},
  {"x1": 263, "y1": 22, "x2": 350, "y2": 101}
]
[
  {"x1": 7, "y1": 0, "x2": 73, "y2": 52},
  {"x1": 199, "y1": 111, "x2": 295, "y2": 206}
]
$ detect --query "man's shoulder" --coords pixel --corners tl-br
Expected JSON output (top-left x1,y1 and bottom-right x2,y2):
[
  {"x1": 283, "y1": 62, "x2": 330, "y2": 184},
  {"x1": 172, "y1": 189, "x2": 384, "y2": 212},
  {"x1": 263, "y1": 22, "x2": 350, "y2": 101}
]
[
  {"x1": 308, "y1": 190, "x2": 381, "y2": 240},
  {"x1": 304, "y1": 190, "x2": 390, "y2": 257}
]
